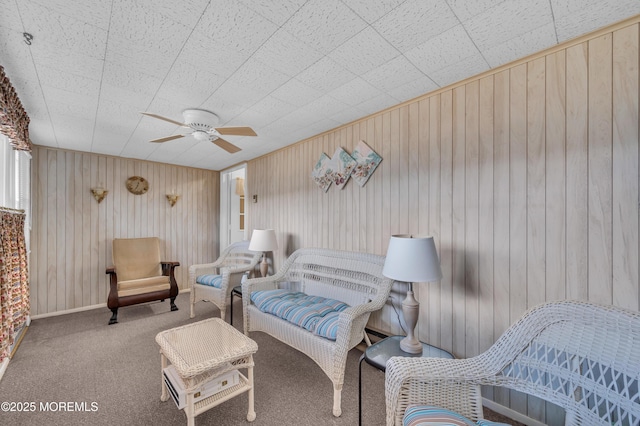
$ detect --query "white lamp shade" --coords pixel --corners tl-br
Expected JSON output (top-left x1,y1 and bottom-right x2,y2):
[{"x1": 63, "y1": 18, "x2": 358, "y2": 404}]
[
  {"x1": 249, "y1": 229, "x2": 278, "y2": 252},
  {"x1": 383, "y1": 234, "x2": 442, "y2": 283}
]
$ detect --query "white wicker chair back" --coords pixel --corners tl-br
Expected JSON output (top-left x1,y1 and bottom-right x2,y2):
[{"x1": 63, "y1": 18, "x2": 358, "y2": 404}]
[{"x1": 385, "y1": 300, "x2": 640, "y2": 425}]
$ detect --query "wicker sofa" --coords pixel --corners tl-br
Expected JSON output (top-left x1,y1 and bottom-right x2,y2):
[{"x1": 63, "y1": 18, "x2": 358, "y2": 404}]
[
  {"x1": 242, "y1": 247, "x2": 394, "y2": 417},
  {"x1": 385, "y1": 300, "x2": 640, "y2": 426}
]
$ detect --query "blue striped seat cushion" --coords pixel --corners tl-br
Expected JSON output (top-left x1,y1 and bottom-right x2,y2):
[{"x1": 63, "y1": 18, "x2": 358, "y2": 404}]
[
  {"x1": 403, "y1": 406, "x2": 510, "y2": 426},
  {"x1": 250, "y1": 289, "x2": 349, "y2": 340},
  {"x1": 195, "y1": 274, "x2": 223, "y2": 289}
]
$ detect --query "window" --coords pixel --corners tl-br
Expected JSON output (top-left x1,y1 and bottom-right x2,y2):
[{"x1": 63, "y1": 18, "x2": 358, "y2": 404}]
[{"x1": 0, "y1": 135, "x2": 31, "y2": 251}]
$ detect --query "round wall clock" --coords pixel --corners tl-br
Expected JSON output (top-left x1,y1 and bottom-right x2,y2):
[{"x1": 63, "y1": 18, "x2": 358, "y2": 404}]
[{"x1": 125, "y1": 176, "x2": 149, "y2": 195}]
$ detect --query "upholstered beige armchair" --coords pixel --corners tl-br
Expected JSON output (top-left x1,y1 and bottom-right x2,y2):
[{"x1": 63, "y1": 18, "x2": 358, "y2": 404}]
[
  {"x1": 189, "y1": 240, "x2": 261, "y2": 321},
  {"x1": 106, "y1": 237, "x2": 179, "y2": 325}
]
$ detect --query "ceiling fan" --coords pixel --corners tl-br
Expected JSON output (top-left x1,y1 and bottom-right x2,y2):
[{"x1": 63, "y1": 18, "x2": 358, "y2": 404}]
[{"x1": 141, "y1": 109, "x2": 256, "y2": 154}]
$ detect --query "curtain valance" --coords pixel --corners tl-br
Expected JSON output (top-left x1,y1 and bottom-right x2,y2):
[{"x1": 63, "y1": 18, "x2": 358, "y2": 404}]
[{"x1": 0, "y1": 65, "x2": 31, "y2": 152}]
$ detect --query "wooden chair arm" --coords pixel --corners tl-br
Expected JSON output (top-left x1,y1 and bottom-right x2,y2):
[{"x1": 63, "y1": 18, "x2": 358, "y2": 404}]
[
  {"x1": 161, "y1": 262, "x2": 180, "y2": 298},
  {"x1": 161, "y1": 261, "x2": 180, "y2": 275},
  {"x1": 106, "y1": 267, "x2": 119, "y2": 309}
]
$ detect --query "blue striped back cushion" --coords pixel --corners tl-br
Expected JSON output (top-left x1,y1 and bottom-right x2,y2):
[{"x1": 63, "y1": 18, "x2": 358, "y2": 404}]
[
  {"x1": 250, "y1": 289, "x2": 349, "y2": 340},
  {"x1": 403, "y1": 405, "x2": 510, "y2": 426},
  {"x1": 196, "y1": 274, "x2": 223, "y2": 288},
  {"x1": 250, "y1": 289, "x2": 295, "y2": 307}
]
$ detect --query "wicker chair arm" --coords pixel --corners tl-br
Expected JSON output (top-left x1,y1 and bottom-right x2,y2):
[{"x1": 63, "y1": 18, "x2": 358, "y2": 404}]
[
  {"x1": 330, "y1": 300, "x2": 385, "y2": 351},
  {"x1": 189, "y1": 263, "x2": 221, "y2": 275},
  {"x1": 188, "y1": 264, "x2": 220, "y2": 289},
  {"x1": 224, "y1": 263, "x2": 255, "y2": 274},
  {"x1": 385, "y1": 356, "x2": 490, "y2": 426},
  {"x1": 241, "y1": 275, "x2": 280, "y2": 297},
  {"x1": 342, "y1": 300, "x2": 383, "y2": 321}
]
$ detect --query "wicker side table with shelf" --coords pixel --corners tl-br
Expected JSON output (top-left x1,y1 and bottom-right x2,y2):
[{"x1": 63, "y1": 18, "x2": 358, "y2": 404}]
[{"x1": 156, "y1": 317, "x2": 258, "y2": 425}]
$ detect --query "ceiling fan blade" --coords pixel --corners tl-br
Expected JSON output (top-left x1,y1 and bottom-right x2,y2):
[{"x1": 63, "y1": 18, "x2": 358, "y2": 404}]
[
  {"x1": 150, "y1": 134, "x2": 185, "y2": 143},
  {"x1": 141, "y1": 112, "x2": 188, "y2": 127},
  {"x1": 215, "y1": 126, "x2": 257, "y2": 136},
  {"x1": 212, "y1": 137, "x2": 242, "y2": 153}
]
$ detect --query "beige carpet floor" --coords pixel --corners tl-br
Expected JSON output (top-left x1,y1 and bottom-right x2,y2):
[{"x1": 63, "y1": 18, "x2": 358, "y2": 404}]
[{"x1": 0, "y1": 293, "x2": 522, "y2": 425}]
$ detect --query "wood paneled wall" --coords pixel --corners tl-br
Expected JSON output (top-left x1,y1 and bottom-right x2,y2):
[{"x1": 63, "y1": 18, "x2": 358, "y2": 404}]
[
  {"x1": 247, "y1": 20, "x2": 639, "y2": 423},
  {"x1": 30, "y1": 147, "x2": 220, "y2": 316}
]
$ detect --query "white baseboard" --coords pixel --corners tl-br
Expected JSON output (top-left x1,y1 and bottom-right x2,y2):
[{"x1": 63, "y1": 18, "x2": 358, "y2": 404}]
[
  {"x1": 31, "y1": 303, "x2": 107, "y2": 320},
  {"x1": 482, "y1": 398, "x2": 547, "y2": 426},
  {"x1": 30, "y1": 288, "x2": 191, "y2": 320}
]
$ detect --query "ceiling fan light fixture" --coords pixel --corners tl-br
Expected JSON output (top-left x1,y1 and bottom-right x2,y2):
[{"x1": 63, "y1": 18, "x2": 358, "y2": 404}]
[
  {"x1": 192, "y1": 130, "x2": 211, "y2": 142},
  {"x1": 183, "y1": 109, "x2": 219, "y2": 129},
  {"x1": 141, "y1": 108, "x2": 255, "y2": 154}
]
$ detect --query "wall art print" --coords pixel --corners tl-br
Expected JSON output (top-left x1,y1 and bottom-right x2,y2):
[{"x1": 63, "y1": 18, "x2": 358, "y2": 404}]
[
  {"x1": 311, "y1": 141, "x2": 382, "y2": 191},
  {"x1": 329, "y1": 147, "x2": 357, "y2": 190},
  {"x1": 311, "y1": 152, "x2": 332, "y2": 192},
  {"x1": 351, "y1": 140, "x2": 382, "y2": 187}
]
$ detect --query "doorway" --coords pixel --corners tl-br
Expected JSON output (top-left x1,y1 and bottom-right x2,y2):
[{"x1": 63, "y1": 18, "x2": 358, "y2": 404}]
[{"x1": 220, "y1": 164, "x2": 247, "y2": 249}]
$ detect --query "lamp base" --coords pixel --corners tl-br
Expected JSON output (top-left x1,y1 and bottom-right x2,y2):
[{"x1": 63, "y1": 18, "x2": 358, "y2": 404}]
[
  {"x1": 400, "y1": 283, "x2": 423, "y2": 354},
  {"x1": 399, "y1": 336, "x2": 423, "y2": 354},
  {"x1": 259, "y1": 253, "x2": 268, "y2": 277}
]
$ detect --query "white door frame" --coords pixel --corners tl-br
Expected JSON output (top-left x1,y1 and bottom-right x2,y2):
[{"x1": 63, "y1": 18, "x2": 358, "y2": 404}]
[{"x1": 220, "y1": 163, "x2": 247, "y2": 249}]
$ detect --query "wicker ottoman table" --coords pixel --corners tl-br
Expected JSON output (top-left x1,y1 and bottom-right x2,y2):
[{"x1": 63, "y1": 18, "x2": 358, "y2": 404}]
[{"x1": 155, "y1": 318, "x2": 258, "y2": 425}]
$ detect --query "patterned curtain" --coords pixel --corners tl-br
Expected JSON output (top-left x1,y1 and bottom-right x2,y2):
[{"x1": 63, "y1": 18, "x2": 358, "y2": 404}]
[
  {"x1": 0, "y1": 211, "x2": 29, "y2": 361},
  {"x1": 0, "y1": 65, "x2": 31, "y2": 152}
]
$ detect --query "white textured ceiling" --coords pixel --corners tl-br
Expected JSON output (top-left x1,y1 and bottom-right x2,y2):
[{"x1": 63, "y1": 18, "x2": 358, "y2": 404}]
[{"x1": 1, "y1": 0, "x2": 638, "y2": 171}]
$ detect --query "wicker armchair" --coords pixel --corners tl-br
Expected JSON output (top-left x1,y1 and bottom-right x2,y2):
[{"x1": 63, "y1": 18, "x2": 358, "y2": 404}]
[
  {"x1": 385, "y1": 300, "x2": 640, "y2": 426},
  {"x1": 243, "y1": 247, "x2": 394, "y2": 417},
  {"x1": 189, "y1": 241, "x2": 261, "y2": 321}
]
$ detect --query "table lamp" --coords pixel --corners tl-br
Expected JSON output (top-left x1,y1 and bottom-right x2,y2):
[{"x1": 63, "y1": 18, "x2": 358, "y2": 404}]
[
  {"x1": 248, "y1": 229, "x2": 278, "y2": 277},
  {"x1": 383, "y1": 234, "x2": 442, "y2": 354}
]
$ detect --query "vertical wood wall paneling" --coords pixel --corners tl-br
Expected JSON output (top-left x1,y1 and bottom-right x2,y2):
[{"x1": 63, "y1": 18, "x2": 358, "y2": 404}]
[
  {"x1": 64, "y1": 151, "x2": 74, "y2": 309},
  {"x1": 56, "y1": 150, "x2": 66, "y2": 310},
  {"x1": 612, "y1": 24, "x2": 639, "y2": 311},
  {"x1": 46, "y1": 149, "x2": 57, "y2": 313},
  {"x1": 31, "y1": 148, "x2": 220, "y2": 316},
  {"x1": 372, "y1": 115, "x2": 383, "y2": 255},
  {"x1": 493, "y1": 69, "x2": 511, "y2": 408},
  {"x1": 464, "y1": 80, "x2": 480, "y2": 358},
  {"x1": 478, "y1": 75, "x2": 495, "y2": 358},
  {"x1": 526, "y1": 57, "x2": 547, "y2": 319},
  {"x1": 427, "y1": 96, "x2": 442, "y2": 348},
  {"x1": 509, "y1": 62, "x2": 529, "y2": 417},
  {"x1": 241, "y1": 20, "x2": 640, "y2": 423},
  {"x1": 357, "y1": 121, "x2": 366, "y2": 252},
  {"x1": 452, "y1": 85, "x2": 466, "y2": 358},
  {"x1": 545, "y1": 50, "x2": 567, "y2": 305},
  {"x1": 399, "y1": 105, "x2": 410, "y2": 235},
  {"x1": 439, "y1": 90, "x2": 454, "y2": 354},
  {"x1": 409, "y1": 100, "x2": 425, "y2": 341},
  {"x1": 565, "y1": 42, "x2": 590, "y2": 302},
  {"x1": 544, "y1": 48, "x2": 568, "y2": 425},
  {"x1": 588, "y1": 34, "x2": 614, "y2": 305}
]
